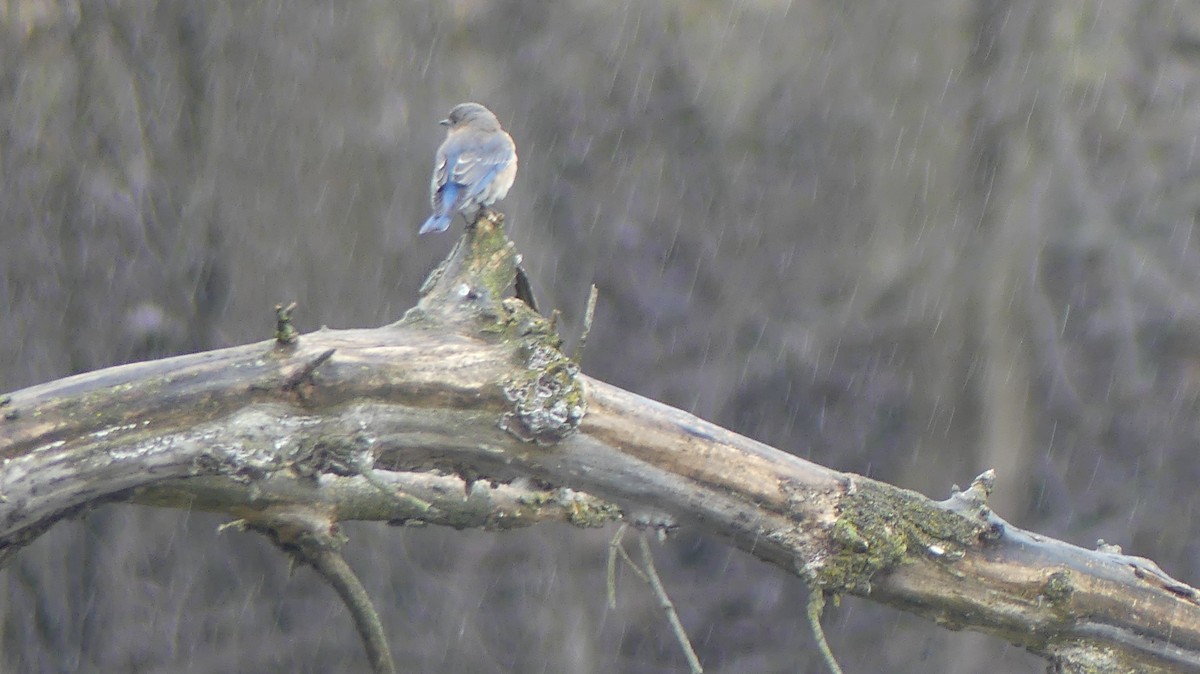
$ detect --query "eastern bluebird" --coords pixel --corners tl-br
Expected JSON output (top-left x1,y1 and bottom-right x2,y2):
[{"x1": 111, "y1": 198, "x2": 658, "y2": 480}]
[{"x1": 419, "y1": 102, "x2": 518, "y2": 234}]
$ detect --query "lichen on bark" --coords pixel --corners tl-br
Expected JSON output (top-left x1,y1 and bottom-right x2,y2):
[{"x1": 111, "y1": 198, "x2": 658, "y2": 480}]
[
  {"x1": 809, "y1": 478, "x2": 993, "y2": 594},
  {"x1": 498, "y1": 331, "x2": 587, "y2": 444}
]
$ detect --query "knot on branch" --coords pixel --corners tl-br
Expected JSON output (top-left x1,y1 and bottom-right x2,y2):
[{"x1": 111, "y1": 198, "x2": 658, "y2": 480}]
[
  {"x1": 293, "y1": 433, "x2": 375, "y2": 479},
  {"x1": 945, "y1": 469, "x2": 1005, "y2": 542},
  {"x1": 500, "y1": 340, "x2": 587, "y2": 444},
  {"x1": 248, "y1": 506, "x2": 345, "y2": 557}
]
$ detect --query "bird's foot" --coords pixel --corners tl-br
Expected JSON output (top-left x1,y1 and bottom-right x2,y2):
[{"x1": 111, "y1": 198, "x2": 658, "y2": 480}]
[{"x1": 476, "y1": 208, "x2": 504, "y2": 225}]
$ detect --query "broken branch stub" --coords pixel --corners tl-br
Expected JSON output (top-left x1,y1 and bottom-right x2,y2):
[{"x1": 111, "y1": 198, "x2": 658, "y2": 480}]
[{"x1": 406, "y1": 212, "x2": 587, "y2": 445}]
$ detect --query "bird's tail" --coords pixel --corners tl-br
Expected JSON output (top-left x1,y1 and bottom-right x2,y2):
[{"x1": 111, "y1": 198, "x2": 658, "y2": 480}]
[{"x1": 419, "y1": 214, "x2": 453, "y2": 234}]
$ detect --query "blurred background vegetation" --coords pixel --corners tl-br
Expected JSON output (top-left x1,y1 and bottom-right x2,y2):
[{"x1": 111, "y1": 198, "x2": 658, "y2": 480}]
[{"x1": 3, "y1": 0, "x2": 1200, "y2": 671}]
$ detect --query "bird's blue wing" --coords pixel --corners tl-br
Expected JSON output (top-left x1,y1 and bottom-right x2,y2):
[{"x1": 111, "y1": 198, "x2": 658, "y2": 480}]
[
  {"x1": 429, "y1": 144, "x2": 460, "y2": 215},
  {"x1": 446, "y1": 133, "x2": 515, "y2": 201}
]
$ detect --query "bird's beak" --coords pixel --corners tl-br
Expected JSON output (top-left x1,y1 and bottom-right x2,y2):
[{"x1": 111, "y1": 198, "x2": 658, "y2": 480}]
[{"x1": 439, "y1": 118, "x2": 450, "y2": 126}]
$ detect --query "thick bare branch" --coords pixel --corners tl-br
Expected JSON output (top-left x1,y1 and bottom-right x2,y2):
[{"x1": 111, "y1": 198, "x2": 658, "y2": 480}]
[{"x1": 1, "y1": 216, "x2": 1197, "y2": 672}]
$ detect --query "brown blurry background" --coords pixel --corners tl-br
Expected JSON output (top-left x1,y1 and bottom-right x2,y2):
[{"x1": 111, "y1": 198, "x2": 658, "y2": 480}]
[{"x1": 3, "y1": 1, "x2": 1200, "y2": 672}]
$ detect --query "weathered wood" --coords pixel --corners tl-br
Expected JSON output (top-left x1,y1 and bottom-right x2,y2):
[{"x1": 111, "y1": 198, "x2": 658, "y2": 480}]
[{"x1": 1, "y1": 214, "x2": 1197, "y2": 672}]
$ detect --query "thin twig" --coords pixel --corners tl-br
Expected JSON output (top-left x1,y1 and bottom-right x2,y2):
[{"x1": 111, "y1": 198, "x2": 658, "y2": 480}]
[
  {"x1": 636, "y1": 533, "x2": 703, "y2": 674},
  {"x1": 807, "y1": 590, "x2": 844, "y2": 674},
  {"x1": 607, "y1": 523, "x2": 627, "y2": 608},
  {"x1": 274, "y1": 302, "x2": 299, "y2": 345},
  {"x1": 608, "y1": 526, "x2": 702, "y2": 671},
  {"x1": 616, "y1": 540, "x2": 649, "y2": 583},
  {"x1": 307, "y1": 546, "x2": 397, "y2": 674},
  {"x1": 573, "y1": 284, "x2": 599, "y2": 362}
]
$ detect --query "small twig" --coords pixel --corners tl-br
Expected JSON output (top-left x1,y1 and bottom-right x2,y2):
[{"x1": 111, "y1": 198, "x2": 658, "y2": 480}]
[
  {"x1": 807, "y1": 590, "x2": 844, "y2": 674},
  {"x1": 274, "y1": 302, "x2": 299, "y2": 345},
  {"x1": 608, "y1": 526, "x2": 701, "y2": 671},
  {"x1": 607, "y1": 524, "x2": 669, "y2": 606},
  {"x1": 283, "y1": 348, "x2": 336, "y2": 391},
  {"x1": 635, "y1": 533, "x2": 703, "y2": 674},
  {"x1": 573, "y1": 284, "x2": 599, "y2": 362},
  {"x1": 216, "y1": 519, "x2": 247, "y2": 533},
  {"x1": 607, "y1": 523, "x2": 627, "y2": 608},
  {"x1": 307, "y1": 546, "x2": 396, "y2": 674},
  {"x1": 616, "y1": 539, "x2": 649, "y2": 583}
]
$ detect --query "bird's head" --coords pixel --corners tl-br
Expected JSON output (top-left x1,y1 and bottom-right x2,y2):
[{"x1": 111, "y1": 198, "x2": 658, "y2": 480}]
[{"x1": 440, "y1": 102, "x2": 502, "y2": 131}]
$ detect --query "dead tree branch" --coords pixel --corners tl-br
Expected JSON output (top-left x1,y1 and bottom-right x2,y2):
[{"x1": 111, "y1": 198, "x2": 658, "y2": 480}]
[{"x1": 1, "y1": 215, "x2": 1198, "y2": 672}]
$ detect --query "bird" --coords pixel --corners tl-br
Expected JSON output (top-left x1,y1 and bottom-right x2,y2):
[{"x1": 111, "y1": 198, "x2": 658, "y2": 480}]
[{"x1": 419, "y1": 102, "x2": 518, "y2": 234}]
